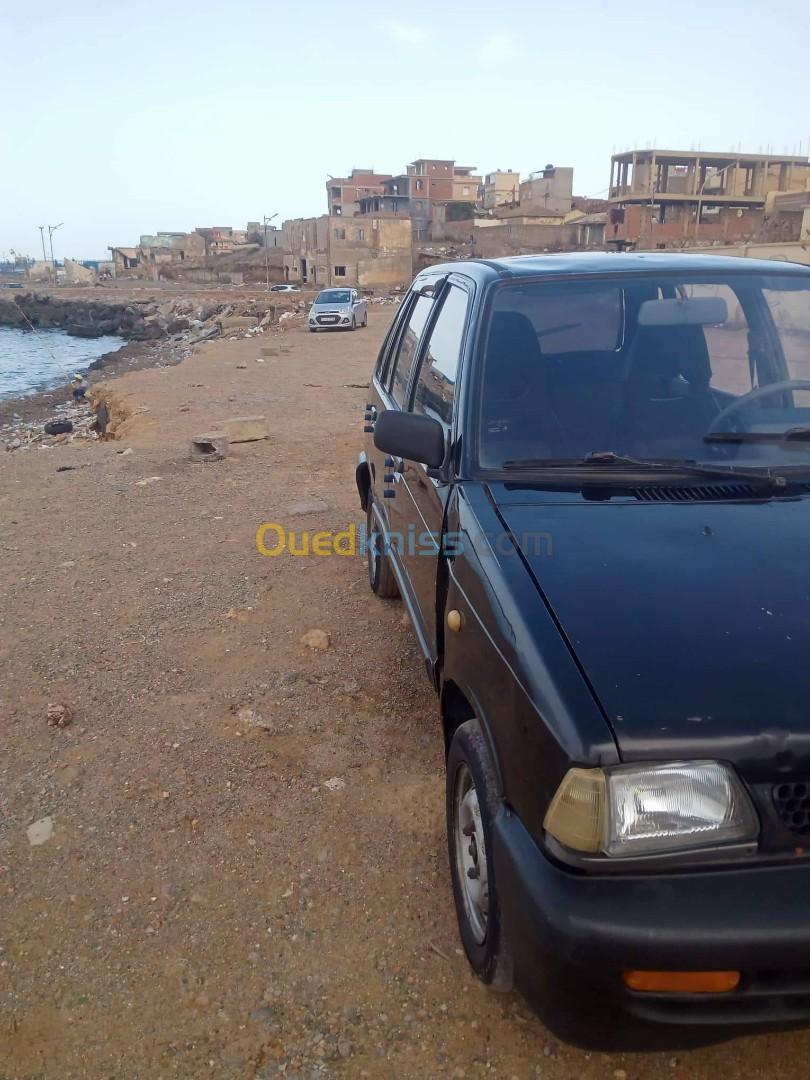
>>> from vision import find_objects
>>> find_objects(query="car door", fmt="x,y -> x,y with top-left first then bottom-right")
365,288 -> 435,613
393,279 -> 472,666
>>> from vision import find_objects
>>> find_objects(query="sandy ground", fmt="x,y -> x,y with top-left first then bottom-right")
1,312 -> 808,1079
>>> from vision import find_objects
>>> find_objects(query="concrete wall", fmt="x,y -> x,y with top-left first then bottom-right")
472,221 -> 578,258
64,258 -> 96,284
684,241 -> 810,267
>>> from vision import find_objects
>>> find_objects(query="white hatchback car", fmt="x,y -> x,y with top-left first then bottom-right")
308,288 -> 368,332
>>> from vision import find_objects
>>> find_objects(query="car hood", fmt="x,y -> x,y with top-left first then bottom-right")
491,485 -> 810,779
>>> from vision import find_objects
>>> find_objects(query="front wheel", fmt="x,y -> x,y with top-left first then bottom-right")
366,500 -> 399,598
350,316 -> 357,331
447,720 -> 513,991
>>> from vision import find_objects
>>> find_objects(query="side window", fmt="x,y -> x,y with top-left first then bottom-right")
388,295 -> 433,406
413,284 -> 469,429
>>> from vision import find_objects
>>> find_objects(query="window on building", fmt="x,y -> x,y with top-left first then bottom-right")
334,227 -> 346,240
356,228 -> 365,241
388,295 -> 433,406
334,265 -> 347,277
462,186 -> 470,196
413,284 -> 469,429
415,179 -> 424,191
331,187 -> 341,199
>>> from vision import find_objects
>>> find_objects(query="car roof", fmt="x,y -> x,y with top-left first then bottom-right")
415,251 -> 810,285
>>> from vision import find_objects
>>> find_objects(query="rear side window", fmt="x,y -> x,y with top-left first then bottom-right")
413,284 -> 468,429
495,282 -> 623,354
388,295 -> 433,406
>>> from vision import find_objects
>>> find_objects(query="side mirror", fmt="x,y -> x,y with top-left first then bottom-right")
373,410 -> 446,469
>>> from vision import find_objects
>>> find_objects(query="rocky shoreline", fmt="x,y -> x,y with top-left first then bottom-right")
0,290 -> 307,448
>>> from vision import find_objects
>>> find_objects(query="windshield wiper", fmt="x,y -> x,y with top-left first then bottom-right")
502,451 -> 789,487
705,428 -> 810,444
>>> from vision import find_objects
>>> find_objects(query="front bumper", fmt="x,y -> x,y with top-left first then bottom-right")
309,310 -> 353,329
494,808 -> 810,1042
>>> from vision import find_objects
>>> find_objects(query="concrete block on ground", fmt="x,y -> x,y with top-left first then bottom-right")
219,415 -> 268,443
191,433 -> 230,462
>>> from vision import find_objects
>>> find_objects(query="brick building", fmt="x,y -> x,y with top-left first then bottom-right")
326,169 -> 392,217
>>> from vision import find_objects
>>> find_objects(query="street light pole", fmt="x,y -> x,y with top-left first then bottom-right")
263,213 -> 278,290
38,226 -> 48,262
47,222 -> 63,283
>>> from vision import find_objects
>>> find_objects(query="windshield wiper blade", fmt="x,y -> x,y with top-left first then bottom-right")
706,428 -> 810,444
502,451 -> 788,487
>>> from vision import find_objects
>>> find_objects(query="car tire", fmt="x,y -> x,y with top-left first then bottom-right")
447,719 -> 514,992
350,316 -> 357,331
362,312 -> 368,327
366,500 -> 399,598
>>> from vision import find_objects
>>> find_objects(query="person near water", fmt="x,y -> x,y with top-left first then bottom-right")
71,373 -> 89,400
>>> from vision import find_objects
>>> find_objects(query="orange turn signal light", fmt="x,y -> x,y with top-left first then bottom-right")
623,970 -> 740,994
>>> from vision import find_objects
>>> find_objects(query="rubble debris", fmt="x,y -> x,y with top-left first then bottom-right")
27,816 -> 54,846
323,777 -> 346,791
47,702 -> 73,728
135,475 -> 163,486
237,706 -> 274,733
300,628 -> 331,651
191,433 -> 229,463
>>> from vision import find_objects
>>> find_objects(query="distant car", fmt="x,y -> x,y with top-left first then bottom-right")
269,284 -> 299,292
309,288 -> 368,332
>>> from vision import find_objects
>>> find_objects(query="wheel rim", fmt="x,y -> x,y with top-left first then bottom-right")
453,762 -> 489,944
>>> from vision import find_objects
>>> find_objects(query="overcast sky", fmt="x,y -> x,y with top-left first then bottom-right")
2,0 -> 809,260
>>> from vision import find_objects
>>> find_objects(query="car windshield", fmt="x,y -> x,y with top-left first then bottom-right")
315,289 -> 351,305
478,271 -> 810,475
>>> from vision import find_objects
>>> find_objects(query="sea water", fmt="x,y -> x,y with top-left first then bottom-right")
0,326 -> 125,400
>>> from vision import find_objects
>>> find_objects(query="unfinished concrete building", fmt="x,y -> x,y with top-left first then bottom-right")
607,148 -> 810,248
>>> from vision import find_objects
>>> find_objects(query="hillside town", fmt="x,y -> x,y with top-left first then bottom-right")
4,146 -> 810,294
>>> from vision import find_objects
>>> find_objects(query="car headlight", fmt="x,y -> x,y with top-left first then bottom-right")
543,762 -> 758,857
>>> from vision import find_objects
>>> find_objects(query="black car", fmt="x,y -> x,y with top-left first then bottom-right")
356,252 -> 810,1046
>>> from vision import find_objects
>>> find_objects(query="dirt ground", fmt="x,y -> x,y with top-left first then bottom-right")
1,311 -> 808,1079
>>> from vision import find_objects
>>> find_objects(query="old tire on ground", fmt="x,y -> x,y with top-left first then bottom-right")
366,500 -> 399,598
447,719 -> 514,991
44,420 -> 74,436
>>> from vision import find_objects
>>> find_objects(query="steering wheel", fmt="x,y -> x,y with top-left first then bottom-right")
707,380 -> 810,434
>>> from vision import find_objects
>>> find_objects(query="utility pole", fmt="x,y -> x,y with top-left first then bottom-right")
47,222 -> 63,283
38,226 -> 48,262
263,213 -> 278,290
